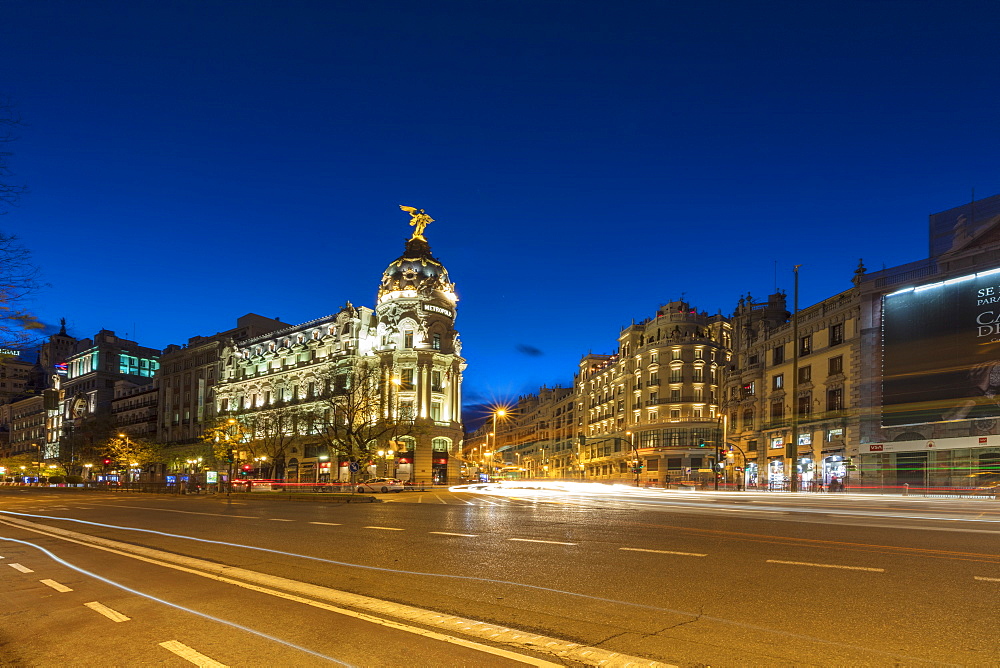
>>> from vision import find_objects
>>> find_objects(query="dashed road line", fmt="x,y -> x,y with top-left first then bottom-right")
84,601 -> 131,622
308,522 -> 342,526
40,579 -> 73,592
429,532 -> 478,537
508,538 -> 577,546
8,562 -> 33,573
158,640 -> 229,667
433,494 -> 448,504
364,526 -> 404,531
268,518 -> 295,522
766,559 -> 884,572
974,575 -> 1000,582
620,547 -> 707,557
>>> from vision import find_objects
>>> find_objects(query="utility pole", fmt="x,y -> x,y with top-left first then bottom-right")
788,265 -> 801,492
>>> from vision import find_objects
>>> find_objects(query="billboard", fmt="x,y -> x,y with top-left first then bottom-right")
882,267 -> 1000,426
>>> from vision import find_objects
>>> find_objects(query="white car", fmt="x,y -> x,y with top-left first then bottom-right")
356,478 -> 404,493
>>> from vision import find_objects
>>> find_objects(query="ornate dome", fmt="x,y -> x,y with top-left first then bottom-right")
377,238 -> 455,302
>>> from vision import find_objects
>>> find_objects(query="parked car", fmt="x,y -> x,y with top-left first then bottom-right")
357,478 -> 404,493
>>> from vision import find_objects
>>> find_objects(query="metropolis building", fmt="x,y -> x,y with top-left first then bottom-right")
214,211 -> 466,485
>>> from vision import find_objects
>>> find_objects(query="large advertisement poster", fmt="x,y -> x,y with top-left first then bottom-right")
883,269 -> 1000,426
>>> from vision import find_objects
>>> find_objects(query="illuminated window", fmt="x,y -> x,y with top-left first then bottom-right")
772,374 -> 783,390
671,349 -> 681,360
401,368 -> 414,390
799,335 -> 812,355
404,330 -> 414,348
431,371 -> 442,392
432,437 -> 450,452
431,401 -> 442,421
827,388 -> 844,412
432,333 -> 441,350
694,349 -> 704,359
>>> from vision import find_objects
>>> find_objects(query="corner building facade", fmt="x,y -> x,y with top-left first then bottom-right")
578,301 -> 731,485
215,232 -> 465,485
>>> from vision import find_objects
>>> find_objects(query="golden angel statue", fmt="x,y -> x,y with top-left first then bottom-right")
399,205 -> 434,241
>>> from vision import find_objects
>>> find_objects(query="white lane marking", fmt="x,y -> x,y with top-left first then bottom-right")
364,526 -> 404,531
268,518 -> 295,522
417,495 -> 424,503
508,538 -> 577,546
766,559 -> 884,572
620,547 -> 707,557
308,522 -> 342,526
0,555 -> 5,558
430,532 -> 478,538
158,640 -> 229,667
434,494 -> 447,504
40,579 -> 73,592
8,563 -> 33,573
85,601 -> 130,622
974,575 -> 1000,582
113,505 -> 256,519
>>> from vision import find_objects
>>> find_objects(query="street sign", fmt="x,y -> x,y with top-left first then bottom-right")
348,461 -> 360,473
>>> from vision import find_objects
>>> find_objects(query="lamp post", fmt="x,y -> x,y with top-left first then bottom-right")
491,408 -> 507,480
225,418 -> 237,495
118,434 -> 132,483
33,442 -> 42,480
626,431 -> 639,487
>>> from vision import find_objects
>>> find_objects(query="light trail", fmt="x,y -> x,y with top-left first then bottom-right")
0,510 -> 961,663
0,535 -> 353,666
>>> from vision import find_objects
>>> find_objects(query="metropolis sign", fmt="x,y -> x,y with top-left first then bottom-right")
882,267 -> 1000,426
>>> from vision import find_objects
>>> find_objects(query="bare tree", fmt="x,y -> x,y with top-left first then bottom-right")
310,359 -> 421,476
0,98 -> 27,215
0,99 -> 43,348
203,409 -> 301,480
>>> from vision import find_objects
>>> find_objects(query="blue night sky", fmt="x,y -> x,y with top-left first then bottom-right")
4,1 -> 1000,416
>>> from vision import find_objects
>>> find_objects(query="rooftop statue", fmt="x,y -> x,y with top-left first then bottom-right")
399,205 -> 434,241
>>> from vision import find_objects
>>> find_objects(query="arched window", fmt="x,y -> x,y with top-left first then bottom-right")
396,436 -> 416,452
432,437 -> 450,452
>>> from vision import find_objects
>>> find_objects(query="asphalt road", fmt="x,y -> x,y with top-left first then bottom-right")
1,485 -> 998,667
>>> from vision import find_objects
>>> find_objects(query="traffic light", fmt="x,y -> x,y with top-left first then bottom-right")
101,458 -> 112,466
241,464 -> 252,474
226,449 -> 236,463
698,440 -> 706,448
578,435 -> 586,446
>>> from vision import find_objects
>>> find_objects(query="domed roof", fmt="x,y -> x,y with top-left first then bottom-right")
377,237 -> 455,301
